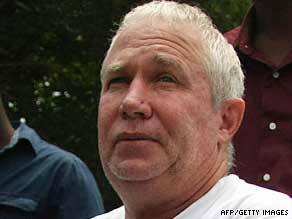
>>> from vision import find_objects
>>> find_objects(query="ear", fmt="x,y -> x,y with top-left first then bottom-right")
217,98 -> 245,146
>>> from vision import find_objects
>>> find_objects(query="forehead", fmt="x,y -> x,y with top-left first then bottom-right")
101,20 -> 205,75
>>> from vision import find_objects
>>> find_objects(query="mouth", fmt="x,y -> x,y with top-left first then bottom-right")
114,132 -> 158,145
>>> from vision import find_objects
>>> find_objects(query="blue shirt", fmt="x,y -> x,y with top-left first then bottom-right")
0,123 -> 104,219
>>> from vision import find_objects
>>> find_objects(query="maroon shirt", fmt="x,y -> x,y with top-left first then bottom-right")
225,5 -> 292,196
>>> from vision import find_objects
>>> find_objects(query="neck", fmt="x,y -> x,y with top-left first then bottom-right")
0,98 -> 14,148
255,1 -> 292,38
114,157 -> 227,219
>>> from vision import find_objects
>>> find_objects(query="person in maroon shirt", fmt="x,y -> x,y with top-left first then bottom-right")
224,0 -> 292,196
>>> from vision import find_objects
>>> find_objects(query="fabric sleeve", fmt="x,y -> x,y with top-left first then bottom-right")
54,156 -> 104,219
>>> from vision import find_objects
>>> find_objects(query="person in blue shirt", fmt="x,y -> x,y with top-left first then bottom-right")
0,93 -> 104,219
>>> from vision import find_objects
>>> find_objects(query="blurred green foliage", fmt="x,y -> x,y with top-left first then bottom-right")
0,0 -> 251,211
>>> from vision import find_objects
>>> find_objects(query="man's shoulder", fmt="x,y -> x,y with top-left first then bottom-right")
239,181 -> 292,207
38,140 -> 98,183
31,130 -> 105,217
91,206 -> 125,219
224,26 -> 241,47
225,184 -> 292,218
177,175 -> 292,219
38,139 -> 82,164
18,124 -> 82,163
19,124 -> 93,177
222,175 -> 292,210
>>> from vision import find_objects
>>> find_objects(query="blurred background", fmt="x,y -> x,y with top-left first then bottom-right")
0,0 -> 251,211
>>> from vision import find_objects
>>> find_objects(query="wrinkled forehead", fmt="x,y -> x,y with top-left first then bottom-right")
101,20 -> 205,76
114,19 -> 203,49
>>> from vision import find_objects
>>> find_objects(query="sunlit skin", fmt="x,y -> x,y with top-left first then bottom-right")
98,20 -> 244,219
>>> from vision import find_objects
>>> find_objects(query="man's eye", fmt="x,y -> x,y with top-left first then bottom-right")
109,77 -> 129,85
157,74 -> 176,83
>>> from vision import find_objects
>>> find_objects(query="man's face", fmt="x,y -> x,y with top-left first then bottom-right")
98,21 -> 225,184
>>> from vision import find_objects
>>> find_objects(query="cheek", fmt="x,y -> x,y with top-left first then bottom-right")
159,100 -> 204,136
163,100 -> 217,152
98,95 -> 120,153
98,95 -> 120,129
155,103 -> 197,162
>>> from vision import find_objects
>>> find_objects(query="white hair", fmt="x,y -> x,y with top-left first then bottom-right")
105,0 -> 245,170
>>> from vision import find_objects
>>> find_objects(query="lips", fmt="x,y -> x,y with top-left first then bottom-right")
114,132 -> 158,146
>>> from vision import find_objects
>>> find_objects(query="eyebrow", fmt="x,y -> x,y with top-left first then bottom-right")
100,54 -> 183,82
101,63 -> 125,83
153,54 -> 183,72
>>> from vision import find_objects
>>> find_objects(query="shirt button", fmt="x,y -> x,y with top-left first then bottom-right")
269,122 -> 277,130
263,173 -> 271,182
272,72 -> 280,79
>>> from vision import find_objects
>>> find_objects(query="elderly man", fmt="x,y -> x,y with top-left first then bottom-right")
225,0 -> 292,196
95,1 -> 292,219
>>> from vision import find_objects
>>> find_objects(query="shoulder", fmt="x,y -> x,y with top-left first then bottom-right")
19,124 -> 85,166
199,175 -> 292,218
34,135 -> 87,169
240,182 -> 291,208
21,124 -> 97,182
224,26 -> 241,47
25,129 -> 98,190
39,138 -> 105,216
38,141 -> 97,185
91,206 -> 125,219
17,125 -> 104,216
224,175 -> 292,210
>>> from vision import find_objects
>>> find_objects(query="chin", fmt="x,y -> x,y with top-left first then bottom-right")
108,159 -> 170,182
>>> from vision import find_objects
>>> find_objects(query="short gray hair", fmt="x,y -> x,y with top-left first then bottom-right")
105,0 -> 244,170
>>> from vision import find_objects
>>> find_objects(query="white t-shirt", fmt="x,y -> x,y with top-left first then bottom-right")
92,174 -> 292,219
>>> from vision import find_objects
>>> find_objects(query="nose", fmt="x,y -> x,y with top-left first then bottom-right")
119,81 -> 152,119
